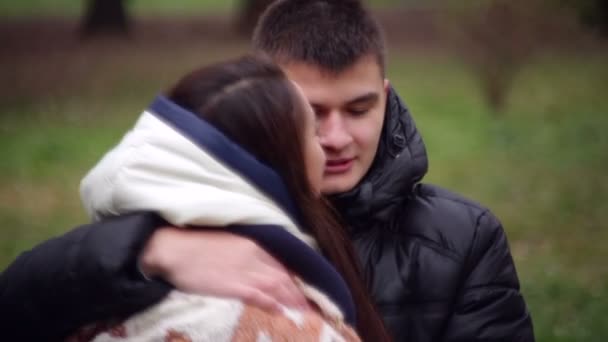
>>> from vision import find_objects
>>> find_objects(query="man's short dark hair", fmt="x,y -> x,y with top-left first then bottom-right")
252,0 -> 386,75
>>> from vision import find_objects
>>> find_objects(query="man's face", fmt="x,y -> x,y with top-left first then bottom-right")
281,55 -> 388,195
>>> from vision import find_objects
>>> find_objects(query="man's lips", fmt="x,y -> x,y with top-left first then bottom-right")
325,158 -> 355,174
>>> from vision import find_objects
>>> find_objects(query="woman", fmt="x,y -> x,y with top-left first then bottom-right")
73,55 -> 390,341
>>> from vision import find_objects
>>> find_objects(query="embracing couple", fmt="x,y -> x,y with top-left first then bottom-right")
1,1 -> 534,341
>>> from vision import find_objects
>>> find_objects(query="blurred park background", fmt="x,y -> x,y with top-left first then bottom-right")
1,0 -> 607,340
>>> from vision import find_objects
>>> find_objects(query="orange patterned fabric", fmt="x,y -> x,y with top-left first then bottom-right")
68,287 -> 360,342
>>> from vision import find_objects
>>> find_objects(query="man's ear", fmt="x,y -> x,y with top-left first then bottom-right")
384,79 -> 390,94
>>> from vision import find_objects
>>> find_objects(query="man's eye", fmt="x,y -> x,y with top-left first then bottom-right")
349,108 -> 369,116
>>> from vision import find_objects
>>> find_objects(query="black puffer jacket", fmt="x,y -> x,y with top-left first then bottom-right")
331,88 -> 534,341
0,90 -> 533,341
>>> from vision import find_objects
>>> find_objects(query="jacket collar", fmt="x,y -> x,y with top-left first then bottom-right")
330,87 -> 429,231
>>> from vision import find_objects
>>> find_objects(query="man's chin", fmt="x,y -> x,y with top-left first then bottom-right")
320,179 -> 357,196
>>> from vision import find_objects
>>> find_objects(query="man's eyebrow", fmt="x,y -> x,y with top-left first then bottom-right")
346,92 -> 379,106
309,92 -> 379,111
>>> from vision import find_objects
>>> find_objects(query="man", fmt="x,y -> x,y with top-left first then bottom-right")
250,1 -> 534,340
0,0 -> 533,340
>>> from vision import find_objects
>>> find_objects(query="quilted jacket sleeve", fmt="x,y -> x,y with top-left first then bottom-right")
0,212 -> 171,341
441,210 -> 535,342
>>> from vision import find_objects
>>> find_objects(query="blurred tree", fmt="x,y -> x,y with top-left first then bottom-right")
582,0 -> 608,36
237,0 -> 275,36
441,0 -> 546,113
81,0 -> 131,38
562,0 -> 608,37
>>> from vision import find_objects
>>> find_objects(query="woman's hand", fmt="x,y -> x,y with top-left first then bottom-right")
139,227 -> 310,312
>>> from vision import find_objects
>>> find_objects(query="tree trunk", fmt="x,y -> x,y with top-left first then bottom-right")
81,0 -> 130,38
580,0 -> 608,37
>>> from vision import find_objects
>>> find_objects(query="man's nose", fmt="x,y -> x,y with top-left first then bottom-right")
318,112 -> 353,151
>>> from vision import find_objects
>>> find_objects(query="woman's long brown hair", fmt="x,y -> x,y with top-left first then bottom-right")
167,55 -> 390,341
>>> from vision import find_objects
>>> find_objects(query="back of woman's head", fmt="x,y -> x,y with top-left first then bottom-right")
168,55 -> 307,195
166,55 -> 390,341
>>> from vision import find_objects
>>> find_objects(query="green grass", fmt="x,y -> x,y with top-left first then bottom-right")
0,0 -> 409,17
1,34 -> 607,341
0,0 -> 235,17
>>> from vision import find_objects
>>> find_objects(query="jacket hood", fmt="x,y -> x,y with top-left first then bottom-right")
80,95 -> 313,245
330,87 -> 428,231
